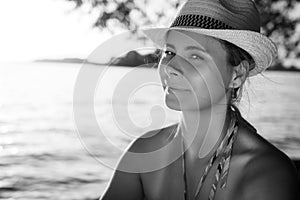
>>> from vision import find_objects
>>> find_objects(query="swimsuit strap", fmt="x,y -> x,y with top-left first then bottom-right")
208,109 -> 239,200
182,106 -> 239,200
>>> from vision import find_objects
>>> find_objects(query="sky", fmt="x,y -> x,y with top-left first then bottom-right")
0,0 -> 112,63
1,0 -> 299,66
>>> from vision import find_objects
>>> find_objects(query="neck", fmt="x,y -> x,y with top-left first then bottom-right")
179,101 -> 232,159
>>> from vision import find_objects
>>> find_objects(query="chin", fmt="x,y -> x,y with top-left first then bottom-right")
164,87 -> 221,111
164,95 -> 204,111
165,94 -> 215,112
165,95 -> 182,111
166,102 -> 184,111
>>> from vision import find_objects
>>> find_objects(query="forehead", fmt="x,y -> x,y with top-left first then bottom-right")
165,30 -> 224,54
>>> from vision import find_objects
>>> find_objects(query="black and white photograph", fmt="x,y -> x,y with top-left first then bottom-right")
1,0 -> 300,199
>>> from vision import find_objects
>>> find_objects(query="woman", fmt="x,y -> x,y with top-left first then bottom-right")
100,0 -> 300,199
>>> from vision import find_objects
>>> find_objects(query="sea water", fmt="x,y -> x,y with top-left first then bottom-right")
0,62 -> 299,200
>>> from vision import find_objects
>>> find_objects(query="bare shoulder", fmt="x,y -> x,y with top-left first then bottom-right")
233,114 -> 300,200
128,123 -> 179,153
100,124 -> 178,200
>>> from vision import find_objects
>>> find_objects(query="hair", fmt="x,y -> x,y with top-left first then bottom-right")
218,39 -> 256,106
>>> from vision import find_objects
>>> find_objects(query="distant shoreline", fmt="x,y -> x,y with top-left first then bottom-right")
34,58 -> 107,66
34,58 -> 157,68
34,58 -> 300,72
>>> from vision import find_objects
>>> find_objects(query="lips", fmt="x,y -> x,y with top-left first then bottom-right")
163,85 -> 190,91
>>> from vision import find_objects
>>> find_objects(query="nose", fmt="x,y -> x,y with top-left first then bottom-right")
164,64 -> 183,78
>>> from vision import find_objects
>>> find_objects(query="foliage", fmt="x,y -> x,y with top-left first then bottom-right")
64,0 -> 299,65
254,0 -> 300,63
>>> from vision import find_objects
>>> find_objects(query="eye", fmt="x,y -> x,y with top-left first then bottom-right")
163,50 -> 176,57
190,54 -> 203,60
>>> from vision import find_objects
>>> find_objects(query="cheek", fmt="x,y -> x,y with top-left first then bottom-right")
189,62 -> 229,103
204,54 -> 232,88
158,62 -> 167,85
158,57 -> 171,80
210,53 -> 233,87
222,65 -> 233,86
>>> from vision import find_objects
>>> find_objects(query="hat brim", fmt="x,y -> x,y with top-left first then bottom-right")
141,27 -> 277,77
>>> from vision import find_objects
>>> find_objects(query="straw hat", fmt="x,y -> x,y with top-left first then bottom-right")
141,0 -> 277,77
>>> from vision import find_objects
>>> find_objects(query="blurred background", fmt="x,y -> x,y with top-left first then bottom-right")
0,0 -> 299,199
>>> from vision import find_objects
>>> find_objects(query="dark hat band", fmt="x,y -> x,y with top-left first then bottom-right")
170,14 -> 233,30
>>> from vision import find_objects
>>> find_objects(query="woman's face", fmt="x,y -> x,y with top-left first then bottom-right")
158,30 -> 233,111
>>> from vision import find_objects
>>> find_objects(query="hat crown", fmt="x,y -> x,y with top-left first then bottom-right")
171,0 -> 261,32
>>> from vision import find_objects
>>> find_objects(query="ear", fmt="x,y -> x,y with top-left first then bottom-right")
228,60 -> 249,88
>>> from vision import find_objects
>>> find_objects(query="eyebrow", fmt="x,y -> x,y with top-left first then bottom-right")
165,43 -> 176,49
165,43 -> 207,53
185,45 -> 207,53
